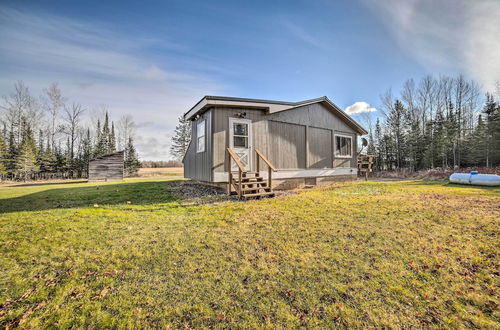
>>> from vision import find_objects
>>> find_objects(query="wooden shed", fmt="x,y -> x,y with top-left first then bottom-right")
88,151 -> 125,182
182,96 -> 367,198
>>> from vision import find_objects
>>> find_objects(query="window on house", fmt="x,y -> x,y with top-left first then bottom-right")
196,119 -> 206,153
335,135 -> 352,157
232,123 -> 248,148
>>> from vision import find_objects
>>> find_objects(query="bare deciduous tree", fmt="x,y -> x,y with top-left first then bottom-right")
42,83 -> 65,149
116,115 -> 136,151
63,103 -> 85,160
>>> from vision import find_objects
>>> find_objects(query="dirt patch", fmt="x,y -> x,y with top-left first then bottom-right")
166,181 -> 294,204
166,181 -> 234,204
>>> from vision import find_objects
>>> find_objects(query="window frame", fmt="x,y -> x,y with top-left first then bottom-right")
232,122 -> 249,148
196,119 -> 206,153
334,134 -> 353,158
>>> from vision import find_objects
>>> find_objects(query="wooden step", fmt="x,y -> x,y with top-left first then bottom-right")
233,180 -> 267,186
243,191 -> 275,198
241,186 -> 271,192
241,171 -> 260,175
233,177 -> 264,183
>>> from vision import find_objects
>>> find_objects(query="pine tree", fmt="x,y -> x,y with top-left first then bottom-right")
387,100 -> 407,169
483,93 -> 496,166
94,119 -> 106,157
15,118 -> 38,181
472,115 -> 488,166
109,122 -> 116,152
81,128 -> 92,177
0,134 -> 8,178
7,125 -> 17,174
170,116 -> 191,160
124,137 -> 140,176
374,119 -> 383,170
65,136 -> 73,176
54,143 -> 66,175
102,112 -> 111,153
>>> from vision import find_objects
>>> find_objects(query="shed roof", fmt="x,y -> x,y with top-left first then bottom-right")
184,95 -> 367,135
90,150 -> 124,161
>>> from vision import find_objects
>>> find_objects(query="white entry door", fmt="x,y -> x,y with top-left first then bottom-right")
229,117 -> 252,172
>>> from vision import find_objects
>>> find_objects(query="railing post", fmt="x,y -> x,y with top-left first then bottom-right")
268,167 -> 272,190
238,168 -> 242,199
228,154 -> 232,195
256,151 -> 260,176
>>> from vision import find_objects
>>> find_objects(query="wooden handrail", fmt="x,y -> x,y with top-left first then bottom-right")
255,148 -> 277,171
227,148 -> 246,172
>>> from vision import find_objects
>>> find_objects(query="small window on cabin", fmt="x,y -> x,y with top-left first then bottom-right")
335,135 -> 352,158
232,123 -> 248,148
196,119 -> 206,153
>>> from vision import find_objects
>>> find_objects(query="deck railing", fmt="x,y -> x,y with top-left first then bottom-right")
254,148 -> 277,189
227,148 -> 277,198
227,148 -> 246,198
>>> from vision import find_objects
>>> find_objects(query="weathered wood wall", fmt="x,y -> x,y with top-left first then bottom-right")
88,151 -> 124,182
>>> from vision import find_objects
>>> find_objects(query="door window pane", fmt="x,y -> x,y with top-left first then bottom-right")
233,136 -> 248,148
233,123 -> 248,136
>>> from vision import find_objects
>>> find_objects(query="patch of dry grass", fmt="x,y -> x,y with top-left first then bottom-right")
137,167 -> 183,177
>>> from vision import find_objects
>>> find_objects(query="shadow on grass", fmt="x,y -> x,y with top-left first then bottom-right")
0,180 -> 182,213
2,180 -> 88,188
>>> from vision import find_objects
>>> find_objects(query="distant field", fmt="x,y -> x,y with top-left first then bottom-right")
137,167 -> 183,177
0,179 -> 498,328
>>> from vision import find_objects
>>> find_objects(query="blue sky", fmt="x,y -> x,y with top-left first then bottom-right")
1,0 -> 499,159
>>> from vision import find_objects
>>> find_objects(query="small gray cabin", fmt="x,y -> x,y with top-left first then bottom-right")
183,96 -> 367,196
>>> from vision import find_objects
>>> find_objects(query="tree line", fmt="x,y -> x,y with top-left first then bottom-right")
0,81 -> 141,181
366,75 -> 500,172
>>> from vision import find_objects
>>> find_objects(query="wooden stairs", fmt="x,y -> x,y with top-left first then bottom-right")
227,148 -> 277,199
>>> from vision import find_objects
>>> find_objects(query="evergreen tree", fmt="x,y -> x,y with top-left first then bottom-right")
81,128 -> 92,177
170,116 -> 191,160
7,126 -> 17,174
386,100 -> 407,169
15,118 -> 38,181
0,134 -> 8,178
54,143 -> 66,175
94,119 -> 106,157
109,122 -> 116,152
124,137 -> 141,176
374,119 -> 383,170
102,112 -> 111,153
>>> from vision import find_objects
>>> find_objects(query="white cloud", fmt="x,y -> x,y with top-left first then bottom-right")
344,101 -> 377,114
0,7 -> 225,160
362,0 -> 500,91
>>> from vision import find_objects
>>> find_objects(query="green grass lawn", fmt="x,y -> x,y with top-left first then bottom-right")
0,179 -> 498,328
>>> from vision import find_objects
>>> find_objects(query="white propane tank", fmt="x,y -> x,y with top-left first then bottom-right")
449,171 -> 500,186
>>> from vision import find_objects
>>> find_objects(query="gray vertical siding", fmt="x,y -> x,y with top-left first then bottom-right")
183,109 -> 213,181
268,120 -> 306,169
307,126 -> 332,168
209,102 -> 359,178
212,107 -> 268,172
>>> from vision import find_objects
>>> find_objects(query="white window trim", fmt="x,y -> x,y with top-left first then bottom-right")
228,117 -> 253,170
196,119 -> 206,153
334,134 -> 353,158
